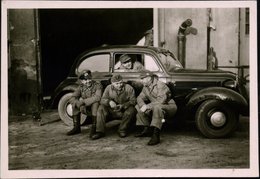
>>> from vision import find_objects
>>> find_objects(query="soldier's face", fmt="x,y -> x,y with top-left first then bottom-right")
142,76 -> 153,86
112,80 -> 124,90
122,61 -> 132,69
81,79 -> 92,87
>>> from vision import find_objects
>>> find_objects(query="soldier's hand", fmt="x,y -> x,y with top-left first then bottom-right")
109,100 -> 117,109
114,104 -> 123,111
76,100 -> 84,108
140,104 -> 148,112
80,106 -> 86,114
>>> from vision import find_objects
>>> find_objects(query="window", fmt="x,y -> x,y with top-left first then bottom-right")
158,52 -> 183,71
144,54 -> 160,71
114,53 -> 144,72
77,54 -> 110,73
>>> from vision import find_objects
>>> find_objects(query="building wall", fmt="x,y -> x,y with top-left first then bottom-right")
157,8 -> 208,69
8,9 -> 39,115
210,8 -> 239,74
157,8 -> 249,75
239,8 -> 249,76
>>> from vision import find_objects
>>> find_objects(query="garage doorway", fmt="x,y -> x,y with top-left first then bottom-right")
39,9 -> 153,99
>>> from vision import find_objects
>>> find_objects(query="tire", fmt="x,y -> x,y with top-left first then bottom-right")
195,99 -> 238,138
58,93 -> 87,126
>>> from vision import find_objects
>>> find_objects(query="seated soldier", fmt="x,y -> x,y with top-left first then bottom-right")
117,54 -> 144,71
91,74 -> 137,140
135,70 -> 177,146
67,70 -> 103,138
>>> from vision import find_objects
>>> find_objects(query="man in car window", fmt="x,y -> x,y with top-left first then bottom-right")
91,74 -> 137,140
118,54 -> 144,71
67,70 -> 103,138
135,70 -> 177,145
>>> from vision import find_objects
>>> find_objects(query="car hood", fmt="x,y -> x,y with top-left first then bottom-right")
170,68 -> 236,74
167,68 -> 237,79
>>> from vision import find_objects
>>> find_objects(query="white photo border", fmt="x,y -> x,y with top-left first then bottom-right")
1,0 -> 258,178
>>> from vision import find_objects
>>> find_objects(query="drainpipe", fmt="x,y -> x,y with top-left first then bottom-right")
207,8 -> 217,70
177,19 -> 197,68
33,9 -> 42,119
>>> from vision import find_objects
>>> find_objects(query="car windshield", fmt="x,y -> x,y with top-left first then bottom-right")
158,52 -> 183,72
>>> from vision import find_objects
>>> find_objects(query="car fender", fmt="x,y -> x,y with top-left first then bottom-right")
186,87 -> 249,115
51,84 -> 78,108
62,85 -> 78,92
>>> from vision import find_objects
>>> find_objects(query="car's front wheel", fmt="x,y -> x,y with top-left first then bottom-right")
58,93 -> 87,126
195,99 -> 238,138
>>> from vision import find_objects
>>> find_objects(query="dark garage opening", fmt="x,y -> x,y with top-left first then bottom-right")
39,9 -> 153,99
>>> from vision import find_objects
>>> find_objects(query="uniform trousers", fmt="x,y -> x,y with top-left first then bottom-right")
96,105 -> 136,133
136,103 -> 177,130
71,101 -> 99,116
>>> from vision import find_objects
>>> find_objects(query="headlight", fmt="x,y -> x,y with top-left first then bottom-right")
223,79 -> 237,88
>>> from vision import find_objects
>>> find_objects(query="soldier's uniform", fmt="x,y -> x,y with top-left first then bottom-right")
118,54 -> 144,71
92,74 -> 136,139
135,70 -> 177,145
67,70 -> 103,137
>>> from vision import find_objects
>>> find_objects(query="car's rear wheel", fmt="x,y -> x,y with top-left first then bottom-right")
58,93 -> 87,126
195,99 -> 238,138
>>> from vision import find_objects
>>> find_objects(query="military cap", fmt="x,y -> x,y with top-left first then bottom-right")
139,70 -> 155,79
119,54 -> 131,63
78,69 -> 92,80
111,74 -> 123,83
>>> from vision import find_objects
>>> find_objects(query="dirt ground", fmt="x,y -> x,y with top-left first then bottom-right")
8,110 -> 249,171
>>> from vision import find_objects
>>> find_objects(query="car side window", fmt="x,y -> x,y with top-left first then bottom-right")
114,53 -> 144,72
78,54 -> 110,73
144,54 -> 160,71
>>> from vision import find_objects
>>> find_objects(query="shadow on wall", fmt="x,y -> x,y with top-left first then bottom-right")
8,59 -> 38,115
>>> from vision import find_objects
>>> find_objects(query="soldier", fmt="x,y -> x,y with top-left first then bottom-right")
118,54 -> 144,71
135,70 -> 177,145
91,74 -> 137,140
67,70 -> 103,138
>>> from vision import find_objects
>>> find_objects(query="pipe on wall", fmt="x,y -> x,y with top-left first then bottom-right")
33,9 -> 43,116
177,19 -> 197,68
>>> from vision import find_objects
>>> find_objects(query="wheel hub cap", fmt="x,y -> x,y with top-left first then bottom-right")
66,103 -> 73,117
210,111 -> 226,127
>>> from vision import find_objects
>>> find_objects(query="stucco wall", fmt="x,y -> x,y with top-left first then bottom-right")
239,8 -> 249,76
158,8 -> 208,69
157,8 -> 249,74
210,8 -> 239,74
8,9 -> 39,115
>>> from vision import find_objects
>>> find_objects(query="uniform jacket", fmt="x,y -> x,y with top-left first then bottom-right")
118,61 -> 144,71
137,77 -> 175,108
101,83 -> 136,109
70,81 -> 103,106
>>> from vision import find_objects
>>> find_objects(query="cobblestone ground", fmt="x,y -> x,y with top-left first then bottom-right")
7,110 -> 249,172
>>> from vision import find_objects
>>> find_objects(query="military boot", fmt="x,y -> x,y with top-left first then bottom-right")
135,126 -> 151,137
67,115 -> 81,135
91,132 -> 105,140
89,116 -> 97,138
147,127 -> 160,145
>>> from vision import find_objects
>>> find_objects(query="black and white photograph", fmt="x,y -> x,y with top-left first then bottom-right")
1,0 -> 258,178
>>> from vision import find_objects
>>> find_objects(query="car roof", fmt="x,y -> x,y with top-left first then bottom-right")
78,45 -> 171,57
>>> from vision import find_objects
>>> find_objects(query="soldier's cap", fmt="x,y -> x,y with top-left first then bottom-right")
139,70 -> 155,79
111,74 -> 123,83
119,54 -> 132,63
78,69 -> 92,80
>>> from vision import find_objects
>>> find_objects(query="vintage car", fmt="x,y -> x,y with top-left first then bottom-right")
51,45 -> 249,138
